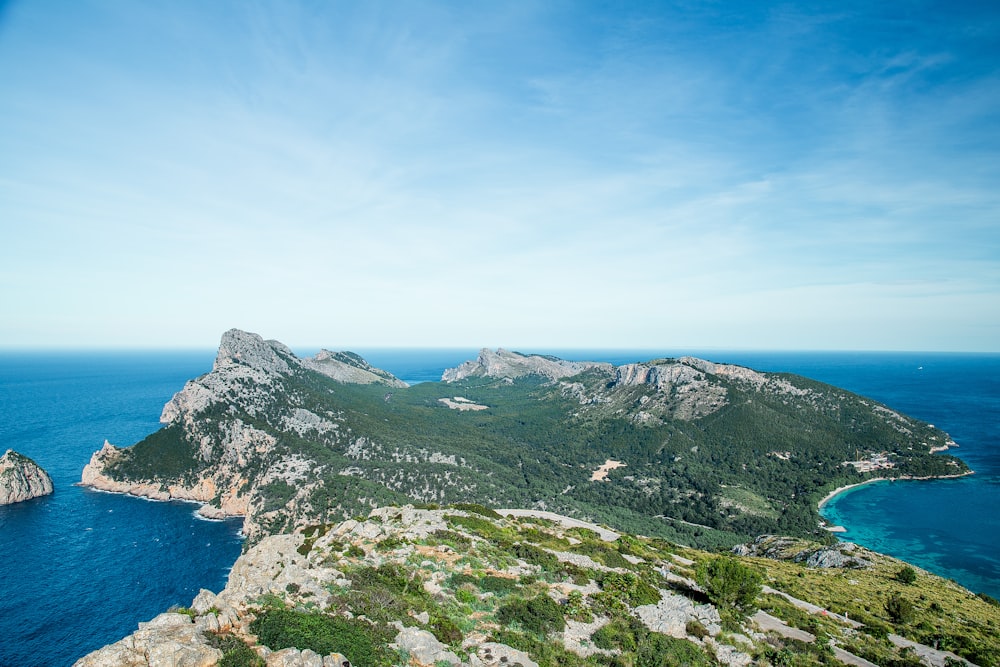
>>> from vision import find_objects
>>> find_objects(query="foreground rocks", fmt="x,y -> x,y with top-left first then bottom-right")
73,506 -> 751,667
0,449 -> 53,505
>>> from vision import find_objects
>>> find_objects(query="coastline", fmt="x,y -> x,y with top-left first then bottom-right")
818,470 -> 976,511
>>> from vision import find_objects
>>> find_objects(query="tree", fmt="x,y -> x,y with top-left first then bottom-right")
695,557 -> 762,615
886,594 -> 915,624
896,565 -> 917,585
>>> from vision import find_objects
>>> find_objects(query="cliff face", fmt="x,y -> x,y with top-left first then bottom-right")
441,348 -> 612,382
81,329 -> 408,540
0,449 -> 53,505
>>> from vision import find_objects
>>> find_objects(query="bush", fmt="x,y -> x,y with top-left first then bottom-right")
896,566 -> 917,585
886,594 -> 915,624
694,557 -> 762,615
496,595 -> 566,636
250,609 -> 392,667
431,615 -> 463,645
204,632 -> 264,667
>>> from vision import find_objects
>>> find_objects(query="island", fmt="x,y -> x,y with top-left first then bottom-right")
0,449 -> 53,505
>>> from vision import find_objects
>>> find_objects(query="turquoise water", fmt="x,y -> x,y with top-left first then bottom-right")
2,349 -> 996,665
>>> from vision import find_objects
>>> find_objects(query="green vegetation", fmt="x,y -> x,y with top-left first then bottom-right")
203,632 -> 265,667
250,609 -> 394,667
187,504 -> 1000,667
695,556 -> 763,616
496,595 -> 565,636
108,347 -> 968,550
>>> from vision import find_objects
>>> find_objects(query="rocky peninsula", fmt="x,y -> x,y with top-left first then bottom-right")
0,449 -> 53,505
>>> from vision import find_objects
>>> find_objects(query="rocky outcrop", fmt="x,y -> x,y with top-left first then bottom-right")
442,348 -> 611,382
73,613 -> 223,667
0,449 -> 53,505
302,350 -> 407,387
732,535 -> 874,569
80,440 -> 250,522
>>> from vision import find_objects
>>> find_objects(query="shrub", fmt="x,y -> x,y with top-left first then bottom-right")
638,632 -> 713,667
694,557 -> 762,615
250,609 -> 392,667
685,619 -> 709,639
896,566 -> 917,585
204,632 -> 265,667
886,594 -> 915,624
496,595 -> 566,636
431,615 -> 463,645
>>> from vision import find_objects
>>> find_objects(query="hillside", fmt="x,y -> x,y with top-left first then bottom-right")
75,505 -> 1000,667
80,329 -> 968,548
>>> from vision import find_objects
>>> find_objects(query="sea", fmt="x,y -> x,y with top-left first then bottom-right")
1,349 -> 997,666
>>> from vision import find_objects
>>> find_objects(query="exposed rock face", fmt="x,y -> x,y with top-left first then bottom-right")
442,348 -> 611,382
80,329 -> 407,541
634,589 -> 723,638
0,449 -> 54,505
302,350 -> 408,387
73,613 -> 223,667
732,535 -> 874,569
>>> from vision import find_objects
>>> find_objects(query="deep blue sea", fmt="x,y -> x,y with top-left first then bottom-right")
1,349 -> 997,665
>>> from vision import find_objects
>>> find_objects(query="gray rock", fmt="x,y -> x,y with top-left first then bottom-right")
634,590 -> 721,638
471,642 -> 539,667
0,449 -> 53,505
395,627 -> 462,666
266,647 -> 325,667
442,349 -> 611,382
73,613 -> 222,667
302,350 -> 408,387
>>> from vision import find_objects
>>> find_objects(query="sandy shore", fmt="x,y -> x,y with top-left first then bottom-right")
817,478 -> 889,510
818,470 -> 976,511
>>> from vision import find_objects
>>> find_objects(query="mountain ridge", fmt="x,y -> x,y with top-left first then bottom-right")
80,329 -> 968,547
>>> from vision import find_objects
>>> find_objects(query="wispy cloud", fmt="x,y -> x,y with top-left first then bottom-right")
1,1 -> 998,350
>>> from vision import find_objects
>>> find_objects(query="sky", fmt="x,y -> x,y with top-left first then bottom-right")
1,1 -> 999,351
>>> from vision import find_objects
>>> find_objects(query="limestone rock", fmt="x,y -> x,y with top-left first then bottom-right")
471,642 -> 539,667
732,535 -> 873,569
395,627 -> 462,666
221,534 -> 339,610
302,350 -> 407,387
73,613 -> 222,667
442,348 -> 611,382
634,589 -> 722,638
0,449 -> 54,505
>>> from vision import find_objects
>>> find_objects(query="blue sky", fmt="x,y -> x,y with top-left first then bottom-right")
1,1 -> 998,351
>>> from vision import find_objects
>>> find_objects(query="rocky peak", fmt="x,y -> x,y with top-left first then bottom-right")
302,350 -> 408,387
443,348 -> 611,382
0,449 -> 54,505
214,328 -> 294,375
614,360 -> 706,389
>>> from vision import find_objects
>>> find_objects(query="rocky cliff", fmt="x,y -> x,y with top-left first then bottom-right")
81,329 -> 409,539
442,348 -> 612,382
73,505 -> 996,667
0,449 -> 53,505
